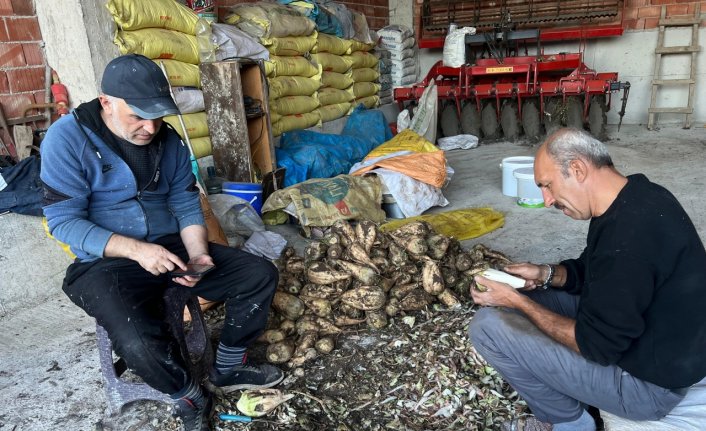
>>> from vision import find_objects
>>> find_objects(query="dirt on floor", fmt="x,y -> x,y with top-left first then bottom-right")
2,124 -> 704,431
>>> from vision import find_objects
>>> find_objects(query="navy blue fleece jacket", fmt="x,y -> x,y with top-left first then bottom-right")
40,100 -> 204,262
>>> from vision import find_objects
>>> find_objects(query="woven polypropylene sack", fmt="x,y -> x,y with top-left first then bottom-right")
268,75 -> 321,98
317,102 -> 352,122
108,0 -> 200,34
116,29 -> 199,64
154,59 -> 200,88
163,112 -> 209,139
351,67 -> 379,83
311,53 -> 353,73
322,71 -> 354,90
317,87 -> 354,105
269,95 -> 320,116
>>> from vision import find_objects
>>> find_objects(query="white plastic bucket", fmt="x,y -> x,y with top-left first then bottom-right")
500,156 -> 534,197
513,167 -> 544,208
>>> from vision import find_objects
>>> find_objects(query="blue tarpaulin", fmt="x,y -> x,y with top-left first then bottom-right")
276,105 -> 392,187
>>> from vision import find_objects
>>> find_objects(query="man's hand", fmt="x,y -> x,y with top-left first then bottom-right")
472,274 -> 580,353
171,253 -> 215,287
134,242 -> 188,275
503,262 -> 547,290
104,234 -> 186,275
470,276 -> 523,308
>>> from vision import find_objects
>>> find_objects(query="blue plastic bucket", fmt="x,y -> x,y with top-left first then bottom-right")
222,182 -> 264,215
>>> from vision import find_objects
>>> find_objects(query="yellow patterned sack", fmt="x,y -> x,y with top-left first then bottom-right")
261,175 -> 386,237
317,102 -> 352,122
115,29 -> 199,64
154,59 -> 200,88
190,136 -> 212,159
310,53 -> 353,73
261,32 -> 318,56
352,82 -> 380,98
353,95 -> 379,109
350,39 -> 376,52
366,129 -> 437,159
351,67 -> 379,82
268,75 -> 321,98
224,2 -> 315,39
380,208 -> 505,241
271,111 -> 321,136
269,95 -> 320,116
317,87 -> 354,105
322,70 -> 353,90
164,112 -> 209,139
313,33 -> 352,55
264,60 -> 276,77
267,55 -> 319,77
346,51 -> 378,69
107,0 -> 199,34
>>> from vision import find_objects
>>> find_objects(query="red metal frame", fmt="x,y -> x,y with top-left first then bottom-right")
418,24 -> 624,49
394,51 -> 622,122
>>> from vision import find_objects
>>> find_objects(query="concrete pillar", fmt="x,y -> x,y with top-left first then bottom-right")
0,0 -> 118,317
389,0 -> 413,29
34,0 -> 118,106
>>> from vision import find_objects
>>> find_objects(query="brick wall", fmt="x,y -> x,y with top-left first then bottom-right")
217,0 -> 389,31
0,0 -> 48,155
338,0 -> 389,31
623,1 -> 706,30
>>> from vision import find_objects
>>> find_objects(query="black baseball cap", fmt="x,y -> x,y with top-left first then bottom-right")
101,54 -> 180,119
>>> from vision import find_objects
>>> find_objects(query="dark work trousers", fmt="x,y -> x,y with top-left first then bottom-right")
62,233 -> 278,396
468,289 -> 685,424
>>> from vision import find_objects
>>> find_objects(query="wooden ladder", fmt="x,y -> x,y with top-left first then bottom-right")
647,4 -> 702,130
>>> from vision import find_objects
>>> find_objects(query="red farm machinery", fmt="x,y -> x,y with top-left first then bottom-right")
394,0 -> 631,141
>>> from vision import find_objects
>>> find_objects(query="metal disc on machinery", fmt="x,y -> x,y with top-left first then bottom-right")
500,101 -> 521,141
589,95 -> 608,140
521,99 -> 542,141
544,97 -> 563,136
460,102 -> 482,138
565,96 -> 584,129
481,102 -> 500,139
440,103 -> 462,137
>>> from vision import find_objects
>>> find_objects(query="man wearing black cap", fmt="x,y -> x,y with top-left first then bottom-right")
40,54 -> 283,430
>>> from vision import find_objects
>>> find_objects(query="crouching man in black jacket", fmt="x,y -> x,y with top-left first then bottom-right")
469,128 -> 706,431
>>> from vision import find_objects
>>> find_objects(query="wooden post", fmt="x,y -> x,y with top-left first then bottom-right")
200,61 -> 252,182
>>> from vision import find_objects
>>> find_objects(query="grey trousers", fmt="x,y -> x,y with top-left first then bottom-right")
468,289 -> 685,424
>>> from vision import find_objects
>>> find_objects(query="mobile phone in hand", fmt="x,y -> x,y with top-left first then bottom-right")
171,263 -> 215,277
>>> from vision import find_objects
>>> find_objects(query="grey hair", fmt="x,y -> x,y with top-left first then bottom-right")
544,128 -> 613,177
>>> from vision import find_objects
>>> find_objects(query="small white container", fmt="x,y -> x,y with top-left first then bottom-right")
513,167 -> 544,208
500,156 -> 534,197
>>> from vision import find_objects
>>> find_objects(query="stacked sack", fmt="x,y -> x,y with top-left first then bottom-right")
377,24 -> 418,87
347,36 -> 380,109
108,0 -> 213,159
375,46 -> 393,105
225,3 -> 321,137
311,33 -> 354,123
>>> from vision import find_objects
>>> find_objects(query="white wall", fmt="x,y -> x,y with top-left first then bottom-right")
390,2 -> 706,127
35,0 -> 118,106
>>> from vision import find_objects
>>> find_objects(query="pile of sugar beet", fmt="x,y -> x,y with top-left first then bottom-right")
263,219 -> 512,369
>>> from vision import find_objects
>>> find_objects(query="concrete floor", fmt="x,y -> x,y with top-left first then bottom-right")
1,124 -> 705,430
